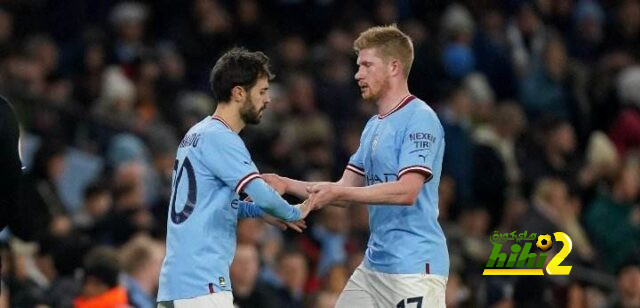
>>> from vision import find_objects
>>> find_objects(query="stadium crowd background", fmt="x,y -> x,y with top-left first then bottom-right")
1,0 -> 640,307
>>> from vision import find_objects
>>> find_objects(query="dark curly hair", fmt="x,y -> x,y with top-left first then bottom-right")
209,47 -> 274,110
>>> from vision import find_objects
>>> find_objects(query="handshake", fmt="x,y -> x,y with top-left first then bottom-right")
260,173 -> 345,233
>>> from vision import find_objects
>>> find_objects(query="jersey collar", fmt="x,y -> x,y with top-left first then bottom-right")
378,94 -> 416,119
211,115 -> 232,130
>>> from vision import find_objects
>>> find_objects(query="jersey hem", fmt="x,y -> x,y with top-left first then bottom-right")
346,164 -> 365,176
398,165 -> 433,182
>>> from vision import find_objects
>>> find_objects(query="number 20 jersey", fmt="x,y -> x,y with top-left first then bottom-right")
157,116 -> 260,301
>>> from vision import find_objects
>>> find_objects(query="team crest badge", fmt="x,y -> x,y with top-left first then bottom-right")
371,133 -> 380,153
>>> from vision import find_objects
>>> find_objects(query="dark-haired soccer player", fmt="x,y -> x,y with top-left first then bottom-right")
157,48 -> 312,307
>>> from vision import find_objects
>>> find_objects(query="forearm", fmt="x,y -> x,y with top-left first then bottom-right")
245,179 -> 301,221
282,177 -> 329,199
335,181 -> 417,205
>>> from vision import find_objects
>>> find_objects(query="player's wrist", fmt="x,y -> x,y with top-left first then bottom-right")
280,176 -> 293,192
334,185 -> 347,200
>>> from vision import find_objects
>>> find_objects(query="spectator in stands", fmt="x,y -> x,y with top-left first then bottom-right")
109,1 -> 149,66
73,246 -> 128,308
472,102 -> 526,226
611,257 -> 640,308
441,87 -> 474,209
584,158 -> 640,273
312,207 -> 348,277
440,4 -> 476,81
73,181 -> 113,231
520,116 -> 580,196
603,0 -> 640,59
609,66 -> 640,158
119,235 -> 164,308
519,36 -> 576,122
567,0 -> 605,63
270,250 -> 308,308
91,66 -> 138,131
507,3 -> 548,76
231,244 -> 283,308
21,141 -> 71,241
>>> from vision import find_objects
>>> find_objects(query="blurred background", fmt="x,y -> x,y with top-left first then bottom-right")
1,0 -> 640,307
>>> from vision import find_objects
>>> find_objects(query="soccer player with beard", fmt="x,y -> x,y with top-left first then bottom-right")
157,48 -> 312,308
264,25 -> 449,307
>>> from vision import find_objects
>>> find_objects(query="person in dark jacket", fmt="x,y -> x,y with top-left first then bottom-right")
0,95 -> 22,235
20,140 -> 70,241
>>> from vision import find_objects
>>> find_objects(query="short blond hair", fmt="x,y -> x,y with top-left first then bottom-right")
354,24 -> 414,78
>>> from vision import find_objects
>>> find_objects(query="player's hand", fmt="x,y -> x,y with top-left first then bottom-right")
262,173 -> 287,195
307,183 -> 341,210
294,199 -> 315,219
262,213 -> 307,233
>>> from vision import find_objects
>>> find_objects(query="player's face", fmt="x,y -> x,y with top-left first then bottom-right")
240,76 -> 270,125
355,48 -> 391,102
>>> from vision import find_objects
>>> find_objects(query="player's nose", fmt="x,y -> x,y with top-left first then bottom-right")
354,68 -> 363,81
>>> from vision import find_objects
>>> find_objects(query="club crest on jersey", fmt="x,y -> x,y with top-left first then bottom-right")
371,133 -> 380,153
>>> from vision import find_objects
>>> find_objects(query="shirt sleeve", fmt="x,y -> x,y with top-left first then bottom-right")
346,145 -> 365,176
397,111 -> 443,182
244,179 -> 301,221
198,131 -> 261,194
237,200 -> 264,219
346,117 -> 374,177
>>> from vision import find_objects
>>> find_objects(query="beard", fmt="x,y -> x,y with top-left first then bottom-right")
361,77 -> 390,102
240,96 -> 263,125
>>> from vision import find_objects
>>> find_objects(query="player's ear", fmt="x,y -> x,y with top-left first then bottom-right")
230,85 -> 246,103
390,59 -> 401,77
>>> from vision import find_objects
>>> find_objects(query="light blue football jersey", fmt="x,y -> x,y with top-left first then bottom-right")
157,116 -> 263,301
346,95 -> 449,276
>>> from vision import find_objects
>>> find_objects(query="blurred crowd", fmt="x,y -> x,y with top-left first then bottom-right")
1,0 -> 640,307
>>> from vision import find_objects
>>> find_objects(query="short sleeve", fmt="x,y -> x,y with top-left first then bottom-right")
199,131 -> 261,194
346,145 -> 365,176
346,117 -> 375,177
397,111 -> 443,182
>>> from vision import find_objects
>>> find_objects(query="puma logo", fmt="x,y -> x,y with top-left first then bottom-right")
418,154 -> 427,162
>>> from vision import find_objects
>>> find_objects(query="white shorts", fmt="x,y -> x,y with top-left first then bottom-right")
336,264 -> 447,308
157,291 -> 234,308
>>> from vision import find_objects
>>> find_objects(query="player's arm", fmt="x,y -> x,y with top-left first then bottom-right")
309,110 -> 441,208
237,200 -> 265,218
262,169 -> 364,207
308,172 -> 426,207
262,148 -> 366,200
243,178 -> 312,222
201,132 -> 311,222
236,200 -> 307,232
261,174 -> 325,199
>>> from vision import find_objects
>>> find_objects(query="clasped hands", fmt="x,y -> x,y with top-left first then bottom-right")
260,174 -> 343,233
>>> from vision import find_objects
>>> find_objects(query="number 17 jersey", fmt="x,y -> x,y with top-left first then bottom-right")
158,116 -> 261,301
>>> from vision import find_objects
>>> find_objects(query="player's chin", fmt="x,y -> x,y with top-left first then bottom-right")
247,115 -> 262,125
360,93 -> 373,101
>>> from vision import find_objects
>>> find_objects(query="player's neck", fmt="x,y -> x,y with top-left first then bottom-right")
213,106 -> 245,133
376,83 -> 411,116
